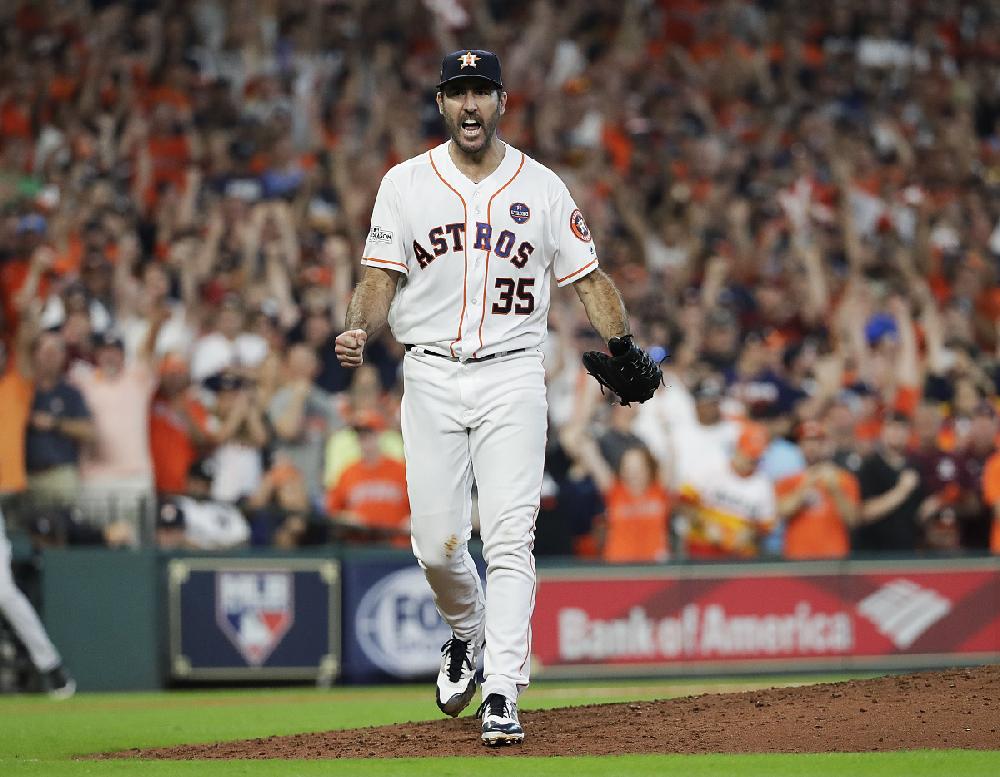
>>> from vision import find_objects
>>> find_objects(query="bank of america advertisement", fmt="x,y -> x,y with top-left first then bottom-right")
530,560 -> 999,677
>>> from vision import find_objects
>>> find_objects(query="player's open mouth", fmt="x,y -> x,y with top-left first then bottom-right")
461,119 -> 482,139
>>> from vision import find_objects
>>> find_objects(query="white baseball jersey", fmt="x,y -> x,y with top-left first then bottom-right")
361,141 -> 599,359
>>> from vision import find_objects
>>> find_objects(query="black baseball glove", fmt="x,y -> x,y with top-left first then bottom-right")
582,335 -> 663,406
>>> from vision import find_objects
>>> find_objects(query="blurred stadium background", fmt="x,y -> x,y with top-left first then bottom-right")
0,0 -> 998,694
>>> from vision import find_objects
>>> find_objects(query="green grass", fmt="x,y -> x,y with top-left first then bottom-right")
3,753 -> 999,777
0,677 -> 997,776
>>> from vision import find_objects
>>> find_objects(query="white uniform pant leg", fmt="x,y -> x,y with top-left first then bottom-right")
468,353 -> 546,701
402,354 -> 485,644
0,510 -> 61,672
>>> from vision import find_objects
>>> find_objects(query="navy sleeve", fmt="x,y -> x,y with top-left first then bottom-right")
62,385 -> 92,419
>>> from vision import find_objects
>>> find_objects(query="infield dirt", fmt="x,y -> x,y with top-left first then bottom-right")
109,665 -> 999,759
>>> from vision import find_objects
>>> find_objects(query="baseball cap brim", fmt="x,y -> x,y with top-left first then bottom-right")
437,73 -> 503,89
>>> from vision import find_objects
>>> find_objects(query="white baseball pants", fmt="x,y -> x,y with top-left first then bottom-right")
0,507 -> 61,672
401,349 -> 546,702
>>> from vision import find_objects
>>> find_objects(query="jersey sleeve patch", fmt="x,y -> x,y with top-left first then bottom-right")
569,208 -> 592,243
369,226 -> 394,244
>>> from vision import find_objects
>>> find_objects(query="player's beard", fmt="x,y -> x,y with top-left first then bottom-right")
445,109 -> 500,157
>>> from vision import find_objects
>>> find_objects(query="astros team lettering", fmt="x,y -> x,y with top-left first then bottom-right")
413,222 -> 535,270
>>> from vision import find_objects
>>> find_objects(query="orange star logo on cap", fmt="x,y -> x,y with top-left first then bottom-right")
458,51 -> 480,68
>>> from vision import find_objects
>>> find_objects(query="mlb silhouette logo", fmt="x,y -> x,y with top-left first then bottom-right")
217,571 -> 294,666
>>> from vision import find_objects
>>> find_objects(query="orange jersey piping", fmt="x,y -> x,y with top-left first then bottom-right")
429,150 -> 469,357
556,257 -> 598,284
475,151 -> 526,357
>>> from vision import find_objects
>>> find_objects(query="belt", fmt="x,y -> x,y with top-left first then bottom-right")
404,345 -> 527,363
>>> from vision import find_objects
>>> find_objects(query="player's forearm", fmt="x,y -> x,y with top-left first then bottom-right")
573,269 -> 630,343
345,267 -> 397,337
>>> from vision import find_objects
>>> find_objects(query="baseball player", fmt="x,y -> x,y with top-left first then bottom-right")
335,49 -> 659,745
0,505 -> 75,698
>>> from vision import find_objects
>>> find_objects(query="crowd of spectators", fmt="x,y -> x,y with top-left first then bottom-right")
1,0 -> 1000,561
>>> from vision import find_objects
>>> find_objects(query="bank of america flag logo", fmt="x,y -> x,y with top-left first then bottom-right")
217,571 -> 294,666
856,579 -> 951,649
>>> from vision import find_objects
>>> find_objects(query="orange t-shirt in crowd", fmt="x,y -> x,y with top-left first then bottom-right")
149,394 -> 209,494
980,452 -> 1000,554
601,481 -> 671,563
0,366 -> 33,494
144,133 -> 191,207
894,385 -> 920,416
776,469 -> 859,559
327,457 -> 409,545
52,234 -> 83,276
0,99 -> 31,139
1,259 -> 52,336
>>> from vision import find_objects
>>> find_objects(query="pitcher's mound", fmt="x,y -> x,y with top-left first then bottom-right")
109,666 -> 999,759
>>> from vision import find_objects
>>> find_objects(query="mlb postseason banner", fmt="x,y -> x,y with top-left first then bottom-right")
530,559 -> 1000,678
340,556 -> 484,683
168,557 -> 340,682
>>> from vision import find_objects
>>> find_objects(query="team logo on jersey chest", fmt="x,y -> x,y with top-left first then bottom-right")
509,202 -> 530,224
413,222 -> 535,270
570,209 -> 592,242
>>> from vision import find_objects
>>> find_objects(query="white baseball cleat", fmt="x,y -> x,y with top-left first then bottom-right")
435,636 -> 479,717
477,693 -> 525,746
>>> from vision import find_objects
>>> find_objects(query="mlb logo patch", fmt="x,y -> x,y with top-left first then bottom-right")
509,202 -> 530,224
216,571 -> 294,666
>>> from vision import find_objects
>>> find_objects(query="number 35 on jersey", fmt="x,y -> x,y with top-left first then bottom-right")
361,142 -> 599,359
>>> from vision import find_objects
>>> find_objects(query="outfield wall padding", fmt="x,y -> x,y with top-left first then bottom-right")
530,557 -> 1000,678
41,548 -> 162,692
34,549 -> 1000,690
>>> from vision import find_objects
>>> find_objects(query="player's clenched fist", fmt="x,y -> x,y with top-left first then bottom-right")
335,329 -> 367,367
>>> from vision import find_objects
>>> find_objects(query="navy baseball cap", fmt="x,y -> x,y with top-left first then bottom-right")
437,49 -> 503,90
